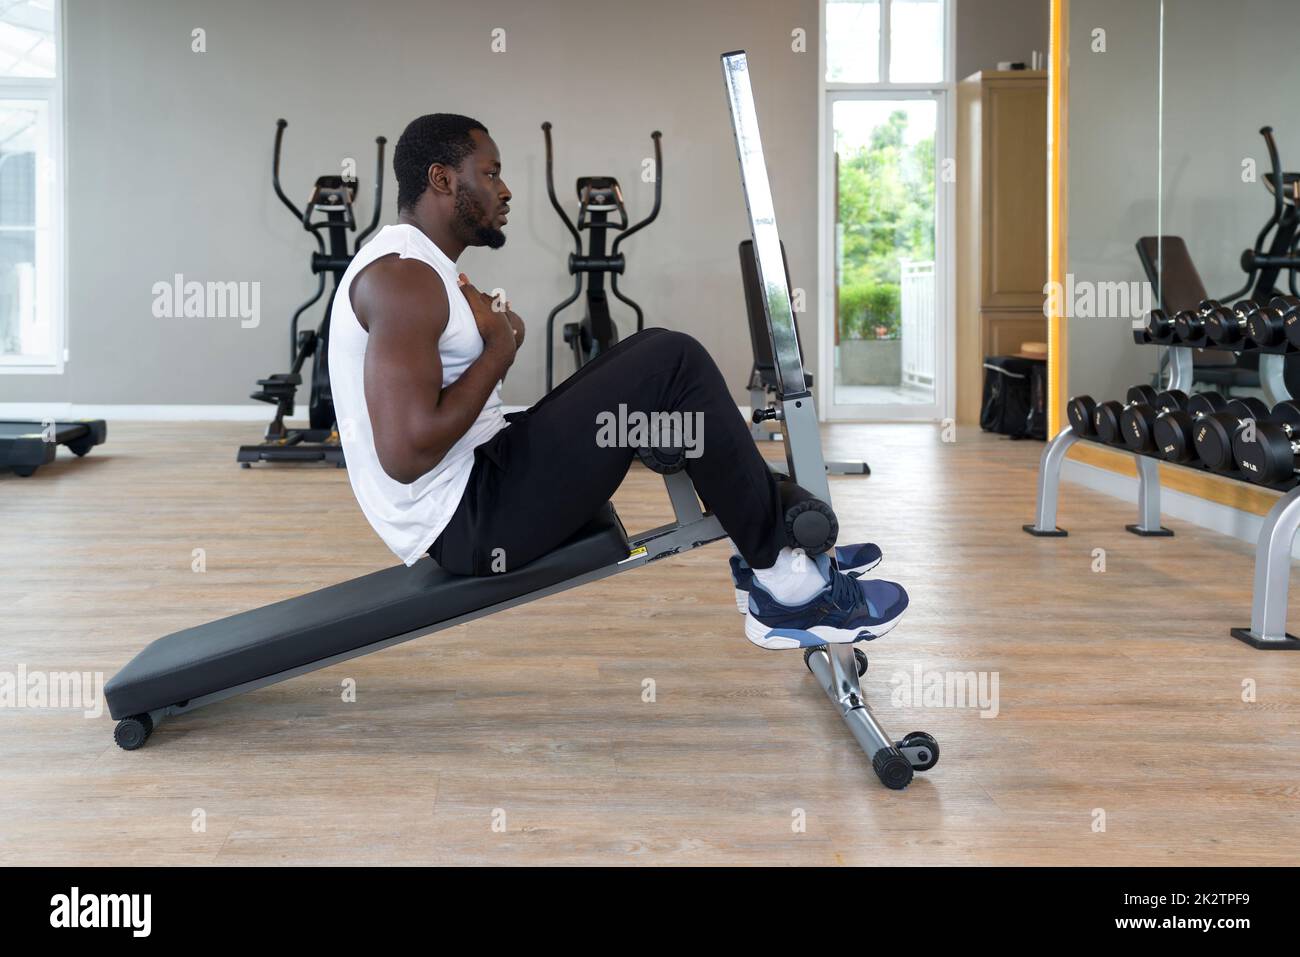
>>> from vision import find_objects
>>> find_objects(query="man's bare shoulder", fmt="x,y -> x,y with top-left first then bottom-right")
350,254 -> 448,331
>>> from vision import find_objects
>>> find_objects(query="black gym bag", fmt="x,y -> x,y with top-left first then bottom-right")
980,356 -> 1047,440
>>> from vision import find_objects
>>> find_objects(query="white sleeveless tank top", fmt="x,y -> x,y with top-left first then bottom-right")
329,223 -> 506,565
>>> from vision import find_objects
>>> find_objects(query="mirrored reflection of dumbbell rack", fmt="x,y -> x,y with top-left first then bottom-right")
1132,297 -> 1300,406
1024,297 -> 1300,650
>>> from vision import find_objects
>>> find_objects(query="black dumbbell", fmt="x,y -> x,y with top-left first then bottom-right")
1120,389 -> 1188,451
1205,300 -> 1260,346
1093,385 -> 1159,445
1232,400 -> 1300,484
1173,309 -> 1206,345
1152,392 -> 1228,462
1143,309 -> 1176,344
1196,300 -> 1235,346
1245,301 -> 1289,348
1178,299 -> 1236,346
1193,397 -> 1271,471
1067,395 -> 1097,435
1271,296 -> 1300,349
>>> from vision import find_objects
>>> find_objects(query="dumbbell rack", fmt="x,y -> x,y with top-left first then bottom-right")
1025,344 -> 1300,650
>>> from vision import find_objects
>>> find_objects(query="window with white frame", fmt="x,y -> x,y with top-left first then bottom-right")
826,0 -> 947,86
0,0 -> 60,370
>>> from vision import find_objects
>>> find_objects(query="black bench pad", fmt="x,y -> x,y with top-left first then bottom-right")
105,503 -> 629,719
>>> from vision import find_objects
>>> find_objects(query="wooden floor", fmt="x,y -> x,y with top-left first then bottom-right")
2,421 -> 1299,866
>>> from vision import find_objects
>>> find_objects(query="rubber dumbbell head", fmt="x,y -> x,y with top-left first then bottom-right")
1121,388 -> 1188,452
1067,395 -> 1097,435
1206,301 -> 1258,345
1198,302 -> 1234,344
1154,389 -> 1188,411
1144,309 -> 1175,344
1272,296 -> 1300,349
1173,309 -> 1206,344
1152,392 -> 1227,462
1193,397 -> 1270,471
1093,401 -> 1125,444
1232,399 -> 1300,484
1246,304 -> 1287,347
1094,386 -> 1157,446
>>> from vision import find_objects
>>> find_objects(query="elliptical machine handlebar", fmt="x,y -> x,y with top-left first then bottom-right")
612,130 -> 663,258
272,119 -> 388,242
356,134 -> 388,247
609,130 -> 662,337
541,121 -> 583,255
272,120 -> 327,358
271,119 -> 306,223
1262,126 -> 1284,217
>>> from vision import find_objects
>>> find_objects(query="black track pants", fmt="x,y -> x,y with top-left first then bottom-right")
430,329 -> 787,575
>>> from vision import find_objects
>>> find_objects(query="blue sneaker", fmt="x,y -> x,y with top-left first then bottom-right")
729,542 -> 883,614
744,568 -> 909,650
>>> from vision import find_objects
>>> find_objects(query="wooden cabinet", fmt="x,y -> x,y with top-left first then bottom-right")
956,70 -> 1048,423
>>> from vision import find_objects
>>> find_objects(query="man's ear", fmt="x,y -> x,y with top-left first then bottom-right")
426,163 -> 452,198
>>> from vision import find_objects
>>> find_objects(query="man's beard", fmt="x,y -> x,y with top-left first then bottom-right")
454,185 -> 506,249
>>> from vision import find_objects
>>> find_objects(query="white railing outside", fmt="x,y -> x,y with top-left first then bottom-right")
900,259 -> 935,388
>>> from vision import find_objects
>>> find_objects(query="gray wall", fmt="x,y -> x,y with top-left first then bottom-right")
956,0 -> 1048,80
5,0 -> 1052,410
1067,0 -> 1300,403
1160,0 -> 1300,302
1066,0 -> 1161,403
7,0 -> 822,408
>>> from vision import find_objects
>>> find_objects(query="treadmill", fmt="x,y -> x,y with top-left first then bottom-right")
0,419 -> 107,476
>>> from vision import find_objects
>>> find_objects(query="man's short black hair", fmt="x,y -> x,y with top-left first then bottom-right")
394,113 -> 489,211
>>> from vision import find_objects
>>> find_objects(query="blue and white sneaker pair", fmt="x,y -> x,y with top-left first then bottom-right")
729,542 -> 884,614
735,547 -> 908,651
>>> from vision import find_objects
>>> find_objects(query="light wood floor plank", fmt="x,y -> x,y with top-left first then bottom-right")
2,421 -> 1298,865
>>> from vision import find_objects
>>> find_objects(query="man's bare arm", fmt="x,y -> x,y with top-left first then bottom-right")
351,256 -> 513,484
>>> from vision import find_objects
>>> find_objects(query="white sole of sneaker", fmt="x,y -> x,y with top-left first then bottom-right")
743,607 -> 904,650
733,557 -> 883,616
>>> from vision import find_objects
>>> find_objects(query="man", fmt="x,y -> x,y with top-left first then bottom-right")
328,113 -> 907,650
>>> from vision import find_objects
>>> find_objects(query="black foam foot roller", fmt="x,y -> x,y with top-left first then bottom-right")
635,444 -> 687,474
778,481 -> 838,555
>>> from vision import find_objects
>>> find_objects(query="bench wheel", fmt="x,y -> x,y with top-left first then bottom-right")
114,714 -> 154,751
872,746 -> 914,790
802,645 -> 867,677
898,731 -> 939,771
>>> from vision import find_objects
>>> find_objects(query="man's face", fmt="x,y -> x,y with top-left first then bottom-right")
452,129 -> 511,249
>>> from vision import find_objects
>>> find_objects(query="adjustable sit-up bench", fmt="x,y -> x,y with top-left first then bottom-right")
105,51 -> 938,790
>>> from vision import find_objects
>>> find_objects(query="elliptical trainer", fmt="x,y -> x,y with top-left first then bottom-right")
238,119 -> 386,467
540,121 -> 662,391
1229,126 -> 1300,304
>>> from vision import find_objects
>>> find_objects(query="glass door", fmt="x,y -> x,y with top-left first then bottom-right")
826,92 -> 944,419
